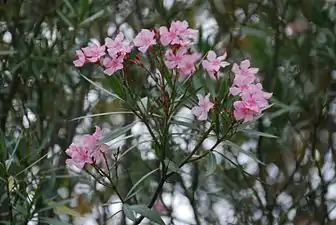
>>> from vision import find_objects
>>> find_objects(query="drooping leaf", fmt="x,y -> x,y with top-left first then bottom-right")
241,130 -> 278,139
125,168 -> 160,200
129,204 -> 165,225
79,73 -> 123,101
39,218 -> 73,225
171,119 -> 200,132
204,151 -> 217,176
123,204 -> 136,221
164,159 -> 180,173
99,121 -> 137,144
222,140 -> 266,166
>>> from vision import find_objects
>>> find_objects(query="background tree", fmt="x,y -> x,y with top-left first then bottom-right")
1,0 -> 336,225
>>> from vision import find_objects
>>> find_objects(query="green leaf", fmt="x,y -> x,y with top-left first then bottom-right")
222,140 -> 266,166
130,204 -> 165,225
0,50 -> 17,56
79,9 -> 105,26
99,122 -> 136,144
0,130 -> 6,165
204,151 -> 217,176
108,75 -> 126,101
164,159 -> 179,173
79,73 -> 123,101
171,119 -> 200,132
5,131 -> 22,170
38,199 -> 75,214
125,168 -> 160,199
15,153 -> 48,177
56,10 -> 73,27
241,130 -> 278,139
70,111 -> 133,121
63,0 -> 76,14
123,204 -> 136,221
39,218 -> 73,225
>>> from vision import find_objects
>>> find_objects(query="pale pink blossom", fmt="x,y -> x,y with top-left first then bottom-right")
202,51 -> 230,78
73,50 -> 86,67
229,75 -> 255,96
102,56 -> 124,76
231,59 -> 259,77
192,94 -> 214,121
240,83 -> 272,109
164,47 -> 187,69
82,42 -> 106,63
105,33 -> 132,56
153,199 -> 170,215
159,20 -> 198,46
66,127 -> 108,170
133,29 -> 156,53
233,101 -> 260,122
159,26 -> 178,46
178,52 -> 202,80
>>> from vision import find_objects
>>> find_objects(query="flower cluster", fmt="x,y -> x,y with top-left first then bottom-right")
73,20 -> 200,80
65,127 -> 107,170
230,60 -> 272,122
72,20 -> 272,134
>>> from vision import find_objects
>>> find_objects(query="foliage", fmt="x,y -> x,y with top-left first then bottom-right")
1,0 -> 336,225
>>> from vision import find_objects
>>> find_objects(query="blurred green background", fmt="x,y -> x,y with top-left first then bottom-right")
1,0 -> 336,224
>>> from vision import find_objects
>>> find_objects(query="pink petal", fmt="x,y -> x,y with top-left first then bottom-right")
116,33 -> 124,42
217,52 -> 227,61
138,45 -> 149,53
231,63 -> 240,74
197,111 -> 208,121
229,87 -> 241,96
73,59 -> 84,67
192,106 -> 202,118
240,59 -> 251,70
104,68 -> 115,76
165,60 -> 176,69
248,68 -> 259,75
207,51 -> 216,60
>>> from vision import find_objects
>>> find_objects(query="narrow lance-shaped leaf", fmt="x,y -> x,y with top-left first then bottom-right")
130,204 -> 165,225
223,140 -> 266,166
99,121 -> 137,144
241,130 -> 278,139
125,168 -> 160,200
204,151 -> 217,176
123,204 -> 136,221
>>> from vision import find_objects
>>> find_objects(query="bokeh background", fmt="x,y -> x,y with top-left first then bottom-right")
1,0 -> 336,224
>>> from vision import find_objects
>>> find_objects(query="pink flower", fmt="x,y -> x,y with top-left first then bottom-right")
192,93 -> 214,121
240,83 -> 272,109
66,145 -> 93,170
178,52 -> 201,80
233,101 -> 260,122
202,51 -> 230,79
66,127 -> 108,170
164,47 -> 187,69
133,29 -> 156,53
82,42 -> 106,63
231,59 -> 259,77
159,26 -> 178,46
159,20 -> 198,46
229,75 -> 255,96
153,199 -> 170,215
102,56 -> 124,76
73,50 -> 86,67
105,33 -> 132,56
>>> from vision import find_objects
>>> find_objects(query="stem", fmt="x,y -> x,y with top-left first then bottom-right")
94,165 -> 124,203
